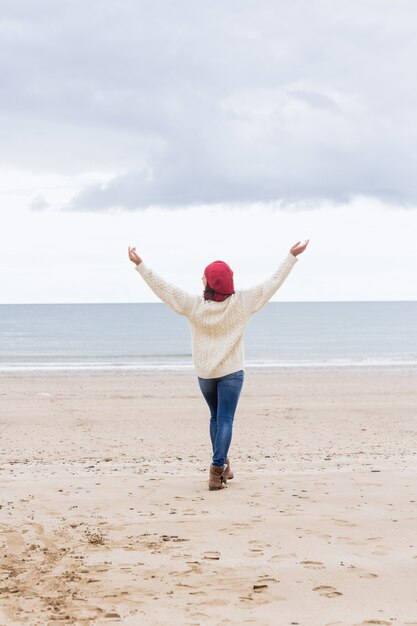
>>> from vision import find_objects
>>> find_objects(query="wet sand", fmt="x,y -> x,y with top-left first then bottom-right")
1,367 -> 417,626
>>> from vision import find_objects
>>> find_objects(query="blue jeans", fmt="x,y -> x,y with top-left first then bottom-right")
198,370 -> 244,468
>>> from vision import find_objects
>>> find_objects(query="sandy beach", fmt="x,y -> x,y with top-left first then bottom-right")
1,366 -> 417,626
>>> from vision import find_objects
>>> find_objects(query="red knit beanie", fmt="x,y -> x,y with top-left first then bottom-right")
204,260 -> 235,301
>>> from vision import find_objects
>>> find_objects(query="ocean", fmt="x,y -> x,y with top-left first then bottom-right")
0,302 -> 416,372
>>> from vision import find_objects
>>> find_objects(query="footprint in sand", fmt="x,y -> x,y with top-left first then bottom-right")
313,585 -> 343,598
269,552 -> 297,562
1,530 -> 26,553
336,536 -> 364,546
248,539 -> 271,548
245,548 -> 264,557
239,588 -> 285,605
231,523 -> 251,529
196,598 -> 230,607
300,560 -> 325,570
202,551 -> 220,560
346,566 -> 378,579
333,519 -> 358,528
356,621 -> 392,625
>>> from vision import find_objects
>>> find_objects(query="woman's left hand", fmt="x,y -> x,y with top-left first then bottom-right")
290,239 -> 310,256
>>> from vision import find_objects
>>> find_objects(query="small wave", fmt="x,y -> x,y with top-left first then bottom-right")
1,358 -> 416,373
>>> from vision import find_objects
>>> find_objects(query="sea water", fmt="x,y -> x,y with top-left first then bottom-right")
0,302 -> 416,372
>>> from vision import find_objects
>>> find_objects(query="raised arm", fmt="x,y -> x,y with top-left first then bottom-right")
128,246 -> 196,317
241,239 -> 309,316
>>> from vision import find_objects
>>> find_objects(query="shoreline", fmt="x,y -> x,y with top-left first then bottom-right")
2,361 -> 417,377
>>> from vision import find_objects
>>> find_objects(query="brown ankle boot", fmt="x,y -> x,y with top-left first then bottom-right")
222,457 -> 234,482
209,465 -> 225,491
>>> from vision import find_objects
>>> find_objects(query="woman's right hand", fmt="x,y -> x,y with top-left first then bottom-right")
128,246 -> 142,265
290,239 -> 310,256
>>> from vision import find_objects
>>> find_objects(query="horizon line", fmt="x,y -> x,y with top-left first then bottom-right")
1,300 -> 416,306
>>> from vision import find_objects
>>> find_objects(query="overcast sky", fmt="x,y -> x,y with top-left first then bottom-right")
1,0 -> 416,303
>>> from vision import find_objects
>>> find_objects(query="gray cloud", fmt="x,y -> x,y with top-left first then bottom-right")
2,0 -> 417,209
30,194 -> 50,211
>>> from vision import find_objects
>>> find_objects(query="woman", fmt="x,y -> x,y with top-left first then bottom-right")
128,239 -> 309,491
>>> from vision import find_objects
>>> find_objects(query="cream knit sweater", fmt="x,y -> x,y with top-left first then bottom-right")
135,253 -> 298,379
